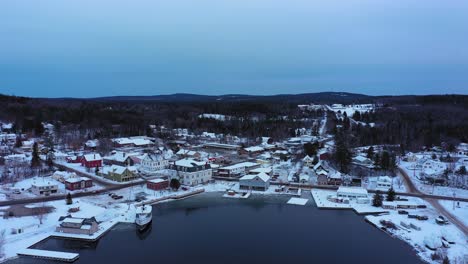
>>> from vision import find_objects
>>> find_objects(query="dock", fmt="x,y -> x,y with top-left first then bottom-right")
17,248 -> 79,262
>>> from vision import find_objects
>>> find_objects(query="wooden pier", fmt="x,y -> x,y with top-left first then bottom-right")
17,248 -> 79,262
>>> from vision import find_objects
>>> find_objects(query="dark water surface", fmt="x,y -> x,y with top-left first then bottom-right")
8,193 -> 423,264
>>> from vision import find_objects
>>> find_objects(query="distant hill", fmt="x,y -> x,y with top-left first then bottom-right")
65,92 -> 372,104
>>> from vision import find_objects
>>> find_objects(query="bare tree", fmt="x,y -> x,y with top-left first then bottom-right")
33,204 -> 48,225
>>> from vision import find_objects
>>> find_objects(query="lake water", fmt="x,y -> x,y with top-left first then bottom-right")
8,193 -> 423,264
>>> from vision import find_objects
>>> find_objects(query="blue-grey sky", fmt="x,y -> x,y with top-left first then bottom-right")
1,0 -> 468,97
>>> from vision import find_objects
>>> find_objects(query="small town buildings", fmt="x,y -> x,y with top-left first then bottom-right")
176,149 -> 201,159
299,174 -> 310,184
217,162 -> 259,178
139,154 -> 169,172
336,186 -> 368,199
52,171 -> 78,183
103,152 -> 138,166
249,167 -> 272,176
303,155 -> 314,167
352,155 -> 373,166
239,172 -> 270,191
313,161 -> 327,173
327,171 -> 342,186
376,176 -> 392,190
112,137 -> 154,148
31,181 -> 58,196
317,173 -> 328,185
242,146 -> 265,155
103,165 -> 138,182
169,159 -> 212,186
420,160 -> 447,182
147,178 -> 169,191
56,216 -> 99,235
65,177 -> 93,191
81,153 -> 102,168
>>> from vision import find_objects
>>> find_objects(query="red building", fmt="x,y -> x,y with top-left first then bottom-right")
65,177 -> 93,191
81,154 -> 102,168
147,178 -> 169,191
66,156 -> 83,164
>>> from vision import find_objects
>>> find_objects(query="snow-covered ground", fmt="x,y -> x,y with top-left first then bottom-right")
312,188 -> 467,263
365,199 -> 468,264
400,161 -> 468,198
0,175 -> 104,202
327,104 -> 375,116
57,162 -> 144,185
364,175 -> 407,192
439,200 -> 468,227
311,189 -> 387,214
0,197 -> 131,262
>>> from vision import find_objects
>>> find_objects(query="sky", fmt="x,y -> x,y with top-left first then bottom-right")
1,0 -> 468,98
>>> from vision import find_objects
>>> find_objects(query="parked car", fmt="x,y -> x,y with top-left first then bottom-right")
398,210 -> 409,215
417,205 -> 427,209
416,215 -> 428,221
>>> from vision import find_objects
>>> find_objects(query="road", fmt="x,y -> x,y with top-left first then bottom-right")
398,166 -> 468,236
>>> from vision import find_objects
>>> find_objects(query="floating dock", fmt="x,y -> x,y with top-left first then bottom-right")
17,248 -> 79,262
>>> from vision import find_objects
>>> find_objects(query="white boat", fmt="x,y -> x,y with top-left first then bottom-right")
135,204 -> 152,231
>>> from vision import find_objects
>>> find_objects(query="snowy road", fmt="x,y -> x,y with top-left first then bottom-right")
398,166 -> 468,236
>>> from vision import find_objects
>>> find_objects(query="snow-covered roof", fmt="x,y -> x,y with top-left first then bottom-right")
83,153 -> 102,162
244,146 -> 264,152
148,178 -> 167,183
175,158 -> 206,167
337,186 -> 368,195
303,155 -> 313,161
221,162 -> 258,170
250,167 -> 272,174
65,177 -> 90,183
377,176 -> 392,183
105,165 -> 137,174
240,172 -> 270,182
62,217 -> 85,224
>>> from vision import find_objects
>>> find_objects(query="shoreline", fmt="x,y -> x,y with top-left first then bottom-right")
1,185 -> 466,264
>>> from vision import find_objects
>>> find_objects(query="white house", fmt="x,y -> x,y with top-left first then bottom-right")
31,181 -> 58,196
376,176 -> 392,190
217,162 -> 259,178
303,155 -> 314,167
139,154 -> 169,172
421,160 -> 447,180
337,186 -> 368,199
169,159 -> 212,186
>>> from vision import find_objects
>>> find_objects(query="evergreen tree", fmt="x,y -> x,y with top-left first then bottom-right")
366,146 -> 374,159
456,166 -> 466,175
442,256 -> 450,264
372,190 -> 383,207
66,193 -> 73,205
170,178 -> 181,191
333,133 -> 352,173
31,142 -> 41,168
380,151 -> 390,170
386,187 -> 396,201
14,135 -> 22,148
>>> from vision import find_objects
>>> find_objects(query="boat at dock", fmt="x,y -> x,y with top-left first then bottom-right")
135,204 -> 152,231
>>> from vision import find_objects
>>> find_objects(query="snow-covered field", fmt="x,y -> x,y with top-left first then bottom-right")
327,104 -> 375,116
439,200 -> 468,227
0,197 -> 130,262
366,200 -> 468,264
0,175 -> 104,202
400,161 -> 468,198
312,188 -> 467,263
